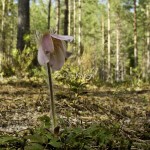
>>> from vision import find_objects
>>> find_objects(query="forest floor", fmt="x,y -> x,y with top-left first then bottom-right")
0,78 -> 150,149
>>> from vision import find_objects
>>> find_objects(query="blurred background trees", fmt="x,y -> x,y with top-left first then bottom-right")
0,0 -> 150,84
17,0 -> 30,51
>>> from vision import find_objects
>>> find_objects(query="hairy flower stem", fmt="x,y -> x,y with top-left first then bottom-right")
47,62 -> 56,131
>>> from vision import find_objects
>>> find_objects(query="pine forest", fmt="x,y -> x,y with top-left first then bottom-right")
0,0 -> 150,149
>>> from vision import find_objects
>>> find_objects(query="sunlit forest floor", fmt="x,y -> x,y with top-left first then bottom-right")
0,78 -> 150,149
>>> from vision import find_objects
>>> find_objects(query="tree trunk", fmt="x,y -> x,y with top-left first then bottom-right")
48,0 -> 51,30
121,59 -> 125,81
0,0 -> 5,71
133,0 -> 138,68
116,19 -> 120,82
68,0 -> 71,35
0,0 -> 8,71
1,0 -> 5,52
56,0 -> 60,34
17,0 -> 30,51
78,0 -> 82,56
73,0 -> 76,51
64,0 -> 69,35
101,15 -> 105,81
146,4 -> 150,80
107,0 -> 111,81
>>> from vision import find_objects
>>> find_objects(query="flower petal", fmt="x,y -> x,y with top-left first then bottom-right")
38,46 -> 49,65
41,33 -> 54,53
51,37 -> 69,56
51,34 -> 73,42
49,38 -> 66,70
50,47 -> 66,70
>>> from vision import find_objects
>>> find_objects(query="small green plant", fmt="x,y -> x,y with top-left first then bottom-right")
0,117 -> 133,149
0,135 -> 24,149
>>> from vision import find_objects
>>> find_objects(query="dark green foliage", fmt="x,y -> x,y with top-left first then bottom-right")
0,115 -> 132,149
0,135 -> 24,149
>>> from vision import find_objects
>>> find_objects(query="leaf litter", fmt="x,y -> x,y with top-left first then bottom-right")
0,79 -> 150,149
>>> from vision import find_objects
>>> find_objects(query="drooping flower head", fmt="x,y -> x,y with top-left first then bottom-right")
37,32 -> 73,70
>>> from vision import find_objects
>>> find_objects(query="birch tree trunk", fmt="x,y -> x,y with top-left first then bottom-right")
56,0 -> 60,34
48,0 -> 51,30
133,0 -> 138,68
107,0 -> 111,81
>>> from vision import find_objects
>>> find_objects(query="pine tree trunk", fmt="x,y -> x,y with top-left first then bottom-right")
17,0 -> 30,51
133,0 -> 138,68
146,4 -> 150,80
0,0 -> 8,71
73,0 -> 76,51
1,0 -> 5,52
101,15 -> 105,81
56,0 -> 60,34
107,0 -> 111,81
0,0 -> 5,71
78,0 -> 82,57
48,0 -> 51,30
64,0 -> 69,35
68,0 -> 71,35
116,20 -> 120,82
142,36 -> 146,79
121,60 -> 125,81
